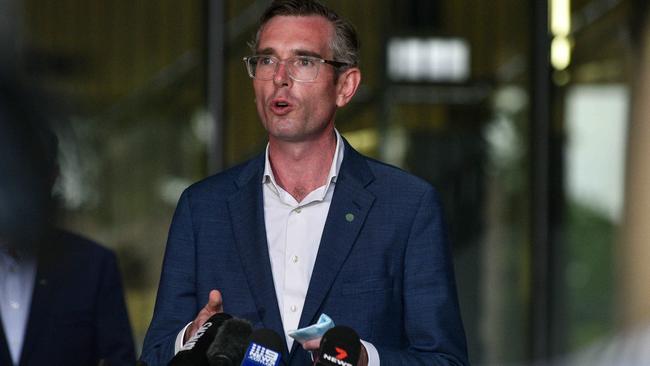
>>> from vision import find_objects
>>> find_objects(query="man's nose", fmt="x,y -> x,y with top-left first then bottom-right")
273,62 -> 291,86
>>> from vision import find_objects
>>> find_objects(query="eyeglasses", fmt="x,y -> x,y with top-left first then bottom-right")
243,55 -> 349,82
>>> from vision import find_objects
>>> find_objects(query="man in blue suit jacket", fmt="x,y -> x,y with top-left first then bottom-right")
141,1 -> 468,365
0,230 -> 136,366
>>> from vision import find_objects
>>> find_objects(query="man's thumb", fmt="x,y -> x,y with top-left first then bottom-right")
207,289 -> 223,312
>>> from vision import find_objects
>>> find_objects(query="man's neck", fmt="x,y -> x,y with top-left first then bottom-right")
268,130 -> 337,203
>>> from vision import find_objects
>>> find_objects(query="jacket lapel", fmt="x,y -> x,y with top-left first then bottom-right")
0,318 -> 13,366
19,250 -> 56,366
297,142 -> 376,330
227,156 -> 286,346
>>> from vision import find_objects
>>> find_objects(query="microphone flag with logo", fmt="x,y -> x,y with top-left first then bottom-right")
240,328 -> 285,366
314,326 -> 361,366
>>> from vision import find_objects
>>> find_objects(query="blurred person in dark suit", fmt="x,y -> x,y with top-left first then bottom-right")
0,78 -> 136,366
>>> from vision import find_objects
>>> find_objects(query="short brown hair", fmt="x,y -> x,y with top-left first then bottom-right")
250,0 -> 360,70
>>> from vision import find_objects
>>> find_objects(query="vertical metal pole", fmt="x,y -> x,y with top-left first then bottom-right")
206,0 -> 225,173
529,0 -> 552,362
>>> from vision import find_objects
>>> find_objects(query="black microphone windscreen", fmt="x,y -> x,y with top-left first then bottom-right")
206,318 -> 253,366
315,326 -> 361,366
169,312 -> 233,366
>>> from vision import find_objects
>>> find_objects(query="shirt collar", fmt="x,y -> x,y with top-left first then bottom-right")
263,129 -> 345,200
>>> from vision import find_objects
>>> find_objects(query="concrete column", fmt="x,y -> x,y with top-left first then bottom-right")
619,6 -> 650,329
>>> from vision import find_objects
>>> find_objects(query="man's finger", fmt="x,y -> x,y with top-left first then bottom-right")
206,289 -> 223,313
300,337 -> 322,351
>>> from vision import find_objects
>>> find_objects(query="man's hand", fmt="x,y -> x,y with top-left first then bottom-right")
299,337 -> 321,352
300,338 -> 368,366
183,289 -> 223,343
357,345 -> 368,366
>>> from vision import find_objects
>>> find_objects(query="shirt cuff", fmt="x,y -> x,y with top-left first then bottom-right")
361,339 -> 380,366
174,322 -> 193,354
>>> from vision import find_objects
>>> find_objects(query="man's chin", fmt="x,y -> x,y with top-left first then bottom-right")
265,122 -> 304,142
268,132 -> 306,143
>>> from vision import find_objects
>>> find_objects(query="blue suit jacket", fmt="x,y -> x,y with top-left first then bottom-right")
141,142 -> 468,365
0,230 -> 136,366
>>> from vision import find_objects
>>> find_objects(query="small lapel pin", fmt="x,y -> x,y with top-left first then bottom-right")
39,279 -> 48,286
345,213 -> 355,222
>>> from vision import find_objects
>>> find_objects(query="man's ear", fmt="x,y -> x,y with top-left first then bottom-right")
335,68 -> 361,107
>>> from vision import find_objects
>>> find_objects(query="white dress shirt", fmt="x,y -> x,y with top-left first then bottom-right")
176,130 -> 379,365
262,132 -> 343,348
0,247 -> 36,365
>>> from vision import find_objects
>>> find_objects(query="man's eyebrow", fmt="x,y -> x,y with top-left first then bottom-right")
255,48 -> 324,59
293,49 -> 324,59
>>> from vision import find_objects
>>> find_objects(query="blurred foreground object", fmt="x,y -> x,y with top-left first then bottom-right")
0,76 -> 136,365
0,78 -> 56,248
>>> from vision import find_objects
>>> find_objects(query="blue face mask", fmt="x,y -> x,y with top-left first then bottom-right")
287,313 -> 335,343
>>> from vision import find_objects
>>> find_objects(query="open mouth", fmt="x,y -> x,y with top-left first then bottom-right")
270,98 -> 292,114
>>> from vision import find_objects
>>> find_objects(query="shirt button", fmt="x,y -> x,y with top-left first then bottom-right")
292,255 -> 299,263
295,208 -> 302,214
290,305 -> 297,312
9,301 -> 20,310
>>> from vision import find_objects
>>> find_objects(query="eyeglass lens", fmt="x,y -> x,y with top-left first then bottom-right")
247,56 -> 321,81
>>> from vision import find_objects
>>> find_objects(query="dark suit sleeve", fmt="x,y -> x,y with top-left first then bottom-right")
140,190 -> 199,365
378,187 -> 469,365
95,249 -> 137,365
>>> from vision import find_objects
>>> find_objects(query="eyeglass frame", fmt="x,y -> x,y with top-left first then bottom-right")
243,54 -> 350,82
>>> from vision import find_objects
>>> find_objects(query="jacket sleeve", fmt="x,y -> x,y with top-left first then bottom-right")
377,187 -> 469,365
140,189 -> 199,365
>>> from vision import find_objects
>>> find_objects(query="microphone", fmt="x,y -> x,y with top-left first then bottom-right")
314,326 -> 361,366
206,318 -> 254,366
169,312 -> 233,366
240,328 -> 285,366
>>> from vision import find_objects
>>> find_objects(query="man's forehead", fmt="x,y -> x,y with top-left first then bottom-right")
257,15 -> 334,53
